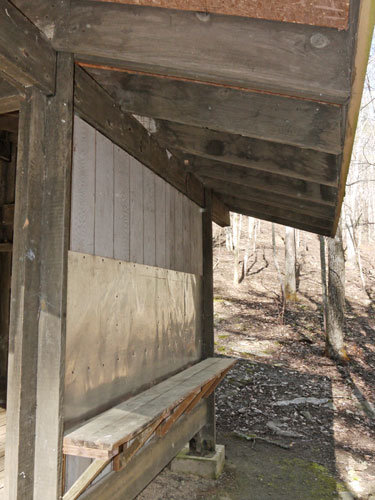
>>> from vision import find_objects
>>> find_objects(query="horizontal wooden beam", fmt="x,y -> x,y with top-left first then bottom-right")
212,194 -> 230,227
185,156 -> 337,206
74,67 -> 216,222
203,183 -> 336,221
87,0 -> 350,30
84,67 -> 343,154
0,77 -> 24,114
53,2 -> 354,103
153,120 -> 340,186
0,0 -> 56,95
217,195 -> 332,236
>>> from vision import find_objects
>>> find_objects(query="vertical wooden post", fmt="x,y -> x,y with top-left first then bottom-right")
5,53 -> 74,500
190,188 -> 216,454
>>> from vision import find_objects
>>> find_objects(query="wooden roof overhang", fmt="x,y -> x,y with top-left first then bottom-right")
1,0 -> 374,235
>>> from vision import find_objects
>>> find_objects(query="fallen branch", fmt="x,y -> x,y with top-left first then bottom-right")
232,430 -> 293,450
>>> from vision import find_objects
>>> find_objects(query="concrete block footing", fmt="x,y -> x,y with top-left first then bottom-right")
170,444 -> 225,479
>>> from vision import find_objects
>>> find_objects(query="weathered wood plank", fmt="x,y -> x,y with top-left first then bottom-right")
0,0 -> 56,94
174,191 -> 183,272
205,183 -> 336,221
155,175 -> 166,269
229,205 -> 332,237
189,158 -> 337,206
192,188 -> 216,452
143,167 -> 156,266
218,195 -> 333,233
5,87 -> 46,500
74,67 -> 206,211
0,78 -> 24,114
33,53 -> 74,500
64,358 -> 233,453
6,53 -> 74,500
113,146 -> 130,261
95,132 -> 114,258
87,0 -> 350,30
129,158 -> 144,264
182,196 -> 191,273
154,120 -> 341,186
165,183 -> 175,271
87,68 -> 343,154
63,458 -> 112,500
54,2 -> 353,103
211,194 -> 230,228
70,116 -> 96,254
80,402 -> 208,500
11,0 -> 66,39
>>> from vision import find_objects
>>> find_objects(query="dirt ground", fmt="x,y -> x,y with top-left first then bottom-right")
139,223 -> 375,500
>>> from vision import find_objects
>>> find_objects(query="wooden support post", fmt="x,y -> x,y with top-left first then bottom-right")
190,188 -> 216,454
5,53 -> 74,500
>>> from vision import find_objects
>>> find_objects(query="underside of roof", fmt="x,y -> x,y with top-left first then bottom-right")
3,0 -> 375,235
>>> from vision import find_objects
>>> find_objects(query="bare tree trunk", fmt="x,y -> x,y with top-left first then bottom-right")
272,224 -> 285,303
285,226 -> 297,302
326,223 -> 348,361
233,214 -> 242,284
319,235 -> 328,332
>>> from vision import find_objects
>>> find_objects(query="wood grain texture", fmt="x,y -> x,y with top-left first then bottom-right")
33,53 -> 74,500
55,2 -> 353,103
221,195 -> 333,236
64,358 -> 233,452
188,158 -> 337,206
197,188 -> 215,451
129,157 -> 144,264
80,402 -> 208,500
155,175 -> 166,269
0,0 -> 56,94
212,188 -> 336,221
6,53 -> 74,500
143,167 -> 156,266
0,78 -> 24,114
5,87 -> 46,500
174,191 -> 183,272
87,68 -> 343,154
165,183 -> 175,271
114,145 -> 130,261
154,120 -> 340,186
74,67 -> 205,208
95,132 -> 114,258
87,0 -> 350,30
70,116 -> 96,254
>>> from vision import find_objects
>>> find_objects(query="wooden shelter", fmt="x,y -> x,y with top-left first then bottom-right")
0,1 -> 373,498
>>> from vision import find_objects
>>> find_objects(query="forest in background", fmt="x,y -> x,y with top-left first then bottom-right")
214,41 -> 375,364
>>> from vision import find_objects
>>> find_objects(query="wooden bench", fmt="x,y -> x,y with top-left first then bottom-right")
63,357 -> 235,500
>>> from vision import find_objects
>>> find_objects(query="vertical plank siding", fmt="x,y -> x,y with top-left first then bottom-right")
113,146 -> 130,261
94,133 -> 114,258
71,116 -> 203,275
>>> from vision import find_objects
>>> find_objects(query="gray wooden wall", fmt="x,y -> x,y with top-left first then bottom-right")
70,115 -> 203,274
64,116 -> 204,491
